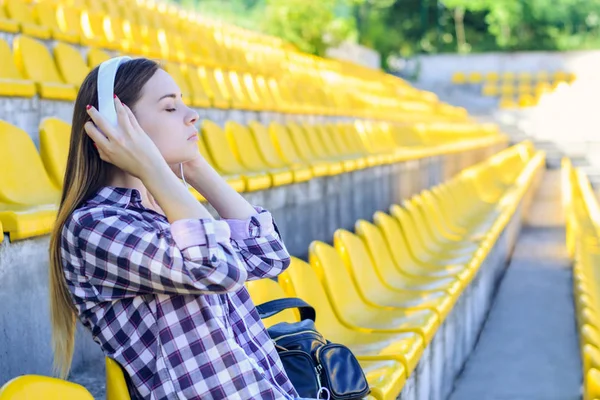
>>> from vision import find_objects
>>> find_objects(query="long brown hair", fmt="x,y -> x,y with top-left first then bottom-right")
49,58 -> 160,378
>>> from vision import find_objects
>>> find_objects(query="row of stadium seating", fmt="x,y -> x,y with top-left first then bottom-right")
0,33 -> 466,121
0,115 -> 503,242
0,141 -> 545,399
563,158 -> 600,400
452,71 -> 576,85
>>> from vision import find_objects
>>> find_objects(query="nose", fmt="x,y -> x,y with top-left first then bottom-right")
186,107 -> 199,126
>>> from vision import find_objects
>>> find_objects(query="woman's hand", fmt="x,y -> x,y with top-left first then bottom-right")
169,154 -> 209,181
84,96 -> 167,180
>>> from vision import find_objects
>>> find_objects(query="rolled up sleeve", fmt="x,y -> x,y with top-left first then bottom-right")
222,207 -> 291,281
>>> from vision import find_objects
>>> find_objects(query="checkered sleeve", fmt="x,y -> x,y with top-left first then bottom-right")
73,208 -> 248,297
223,208 -> 291,281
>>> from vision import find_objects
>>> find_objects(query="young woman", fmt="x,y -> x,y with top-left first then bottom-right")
49,57 -> 304,399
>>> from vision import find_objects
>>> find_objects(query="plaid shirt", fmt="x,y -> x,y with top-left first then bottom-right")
61,186 -> 299,400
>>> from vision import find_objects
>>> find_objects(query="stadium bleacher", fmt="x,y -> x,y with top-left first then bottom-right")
451,69 -> 576,109
0,0 -> 546,399
563,159 -> 600,400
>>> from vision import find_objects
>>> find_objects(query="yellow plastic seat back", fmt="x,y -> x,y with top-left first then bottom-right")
279,257 -> 352,340
201,120 -> 244,175
87,48 -> 111,68
301,124 -> 330,159
268,122 -> 304,165
106,357 -> 131,400
225,121 -> 268,171
0,39 -> 25,81
0,375 -> 94,400
0,120 -> 60,205
373,211 -> 416,268
248,121 -> 287,169
246,278 -> 298,327
39,117 -> 71,189
5,0 -> 43,28
54,42 -> 90,89
308,241 -> 370,324
287,123 -> 316,161
13,36 -> 65,85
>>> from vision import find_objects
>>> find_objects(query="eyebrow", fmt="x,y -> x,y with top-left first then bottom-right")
157,93 -> 178,102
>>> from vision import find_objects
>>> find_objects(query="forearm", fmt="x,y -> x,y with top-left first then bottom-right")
186,158 -> 257,220
142,164 -> 214,223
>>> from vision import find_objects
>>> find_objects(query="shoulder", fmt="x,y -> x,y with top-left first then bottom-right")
64,204 -> 150,240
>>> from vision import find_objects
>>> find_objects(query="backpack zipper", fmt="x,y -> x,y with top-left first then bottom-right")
272,330 -> 320,343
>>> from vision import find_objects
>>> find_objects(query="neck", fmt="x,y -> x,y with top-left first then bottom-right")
107,167 -> 160,211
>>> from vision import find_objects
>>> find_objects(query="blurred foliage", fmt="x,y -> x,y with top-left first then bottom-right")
173,0 -> 600,68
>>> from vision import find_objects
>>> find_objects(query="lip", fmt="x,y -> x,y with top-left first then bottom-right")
187,132 -> 199,141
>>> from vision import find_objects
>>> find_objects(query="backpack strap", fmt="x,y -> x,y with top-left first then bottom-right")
255,298 -> 316,322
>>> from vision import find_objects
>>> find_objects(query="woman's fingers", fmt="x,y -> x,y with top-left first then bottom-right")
84,121 -> 110,147
114,96 -> 134,136
86,106 -> 116,141
122,103 -> 143,132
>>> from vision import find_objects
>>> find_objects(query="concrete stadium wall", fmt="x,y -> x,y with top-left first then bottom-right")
0,143 -> 504,385
412,50 -> 600,84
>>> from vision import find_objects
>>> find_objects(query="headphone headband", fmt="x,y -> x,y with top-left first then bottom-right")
97,56 -> 132,127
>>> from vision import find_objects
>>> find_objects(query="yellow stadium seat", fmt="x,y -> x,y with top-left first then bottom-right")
517,72 -> 532,82
326,124 -> 368,169
373,211 -> 471,283
247,121 -> 313,183
225,121 -> 293,187
32,2 -> 79,44
197,66 -> 231,109
254,263 -> 423,379
499,96 -> 517,109
587,369 -> 600,400
226,71 -> 258,111
302,124 -> 357,172
0,3 -> 19,33
197,137 -> 245,194
39,117 -> 71,189
0,38 -> 35,97
553,71 -> 568,82
333,228 -> 454,320
246,281 -> 411,400
500,84 -> 515,96
252,75 -> 279,112
268,122 -> 329,177
287,123 -> 343,176
0,375 -> 94,400
517,93 -> 536,108
451,72 -> 466,84
181,65 -> 211,108
53,42 -> 90,90
59,6 -> 103,50
80,11 -> 114,50
468,72 -> 483,84
87,48 -> 111,68
278,257 -> 424,376
201,120 -> 271,192
3,0 -> 51,40
501,72 -> 515,82
163,62 -> 193,106
0,120 -> 60,240
482,84 -> 498,97
12,35 -> 77,101
356,218 -> 462,297
309,241 -> 440,345
535,71 -> 550,82
485,72 -> 499,82
106,357 -> 130,400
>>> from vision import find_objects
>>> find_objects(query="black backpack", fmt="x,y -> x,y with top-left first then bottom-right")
256,298 -> 370,400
